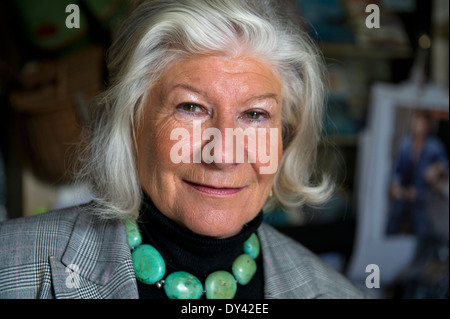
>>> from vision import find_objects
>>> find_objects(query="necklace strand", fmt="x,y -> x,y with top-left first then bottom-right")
125,220 -> 260,299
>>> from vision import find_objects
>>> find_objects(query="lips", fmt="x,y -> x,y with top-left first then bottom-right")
183,180 -> 245,197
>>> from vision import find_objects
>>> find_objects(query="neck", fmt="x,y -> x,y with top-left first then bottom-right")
138,194 -> 263,280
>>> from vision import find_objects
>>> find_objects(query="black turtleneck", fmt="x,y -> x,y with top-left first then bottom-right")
136,195 -> 264,299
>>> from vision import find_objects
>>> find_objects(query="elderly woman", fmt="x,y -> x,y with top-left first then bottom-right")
0,0 -> 366,299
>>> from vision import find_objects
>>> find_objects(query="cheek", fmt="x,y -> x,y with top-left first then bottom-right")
252,126 -> 282,176
136,120 -> 178,179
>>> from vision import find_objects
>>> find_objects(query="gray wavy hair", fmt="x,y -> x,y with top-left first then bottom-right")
77,0 -> 332,221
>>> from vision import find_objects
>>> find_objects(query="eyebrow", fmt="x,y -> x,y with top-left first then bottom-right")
245,93 -> 279,105
170,84 -> 209,98
169,84 -> 280,104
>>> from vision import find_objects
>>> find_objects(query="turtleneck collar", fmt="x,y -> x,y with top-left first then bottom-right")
136,193 -> 264,299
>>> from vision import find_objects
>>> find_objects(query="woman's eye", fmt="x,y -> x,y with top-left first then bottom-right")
245,111 -> 268,121
174,103 -> 209,122
178,103 -> 202,113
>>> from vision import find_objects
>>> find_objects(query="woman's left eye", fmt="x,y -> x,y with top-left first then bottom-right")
245,111 -> 268,121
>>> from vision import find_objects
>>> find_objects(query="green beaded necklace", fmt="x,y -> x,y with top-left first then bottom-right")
125,220 -> 260,299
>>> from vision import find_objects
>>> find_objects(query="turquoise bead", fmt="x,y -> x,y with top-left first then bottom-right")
243,233 -> 260,259
205,271 -> 237,299
131,244 -> 166,284
164,271 -> 203,299
232,254 -> 257,285
125,220 -> 142,249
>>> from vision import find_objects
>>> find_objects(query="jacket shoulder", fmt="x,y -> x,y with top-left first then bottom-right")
0,203 -> 136,299
0,206 -> 83,262
258,223 -> 369,299
0,205 -> 85,298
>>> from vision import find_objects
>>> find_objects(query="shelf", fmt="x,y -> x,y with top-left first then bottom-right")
320,134 -> 359,147
319,42 -> 413,59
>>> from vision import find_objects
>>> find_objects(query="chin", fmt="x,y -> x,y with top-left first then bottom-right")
182,210 -> 248,239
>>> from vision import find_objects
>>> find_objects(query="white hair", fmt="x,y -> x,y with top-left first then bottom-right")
77,0 -> 332,221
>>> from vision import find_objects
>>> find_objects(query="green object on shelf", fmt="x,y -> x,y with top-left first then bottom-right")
12,0 -> 130,52
13,0 -> 89,50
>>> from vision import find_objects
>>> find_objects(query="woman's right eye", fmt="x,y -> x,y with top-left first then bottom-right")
174,102 -> 210,123
176,103 -> 204,114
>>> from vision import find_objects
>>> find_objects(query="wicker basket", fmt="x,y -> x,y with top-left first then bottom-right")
10,45 -> 104,183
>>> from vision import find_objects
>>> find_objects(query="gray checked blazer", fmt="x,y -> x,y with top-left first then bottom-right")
0,204 -> 367,299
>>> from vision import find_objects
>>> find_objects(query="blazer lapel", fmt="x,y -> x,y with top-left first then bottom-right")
49,211 -> 138,299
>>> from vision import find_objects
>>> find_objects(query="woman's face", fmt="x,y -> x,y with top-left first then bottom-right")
136,55 -> 283,238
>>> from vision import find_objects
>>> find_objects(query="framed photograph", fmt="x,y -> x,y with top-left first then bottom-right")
347,82 -> 449,297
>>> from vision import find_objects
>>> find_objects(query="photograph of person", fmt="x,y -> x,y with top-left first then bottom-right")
386,109 -> 449,236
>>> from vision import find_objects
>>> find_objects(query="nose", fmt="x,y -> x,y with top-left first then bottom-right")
208,114 -> 235,167
201,113 -> 251,168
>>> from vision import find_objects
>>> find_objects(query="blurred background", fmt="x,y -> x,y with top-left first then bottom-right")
0,0 -> 448,299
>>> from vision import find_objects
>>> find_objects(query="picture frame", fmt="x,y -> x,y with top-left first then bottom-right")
347,82 -> 449,297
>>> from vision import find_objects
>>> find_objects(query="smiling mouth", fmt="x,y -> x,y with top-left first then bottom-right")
183,180 -> 245,197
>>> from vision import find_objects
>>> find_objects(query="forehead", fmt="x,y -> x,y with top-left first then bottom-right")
155,55 -> 282,101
